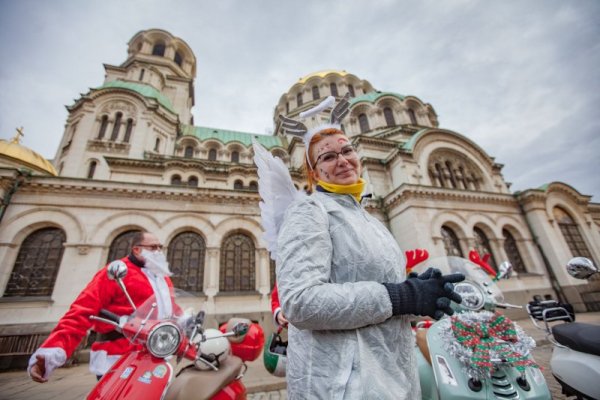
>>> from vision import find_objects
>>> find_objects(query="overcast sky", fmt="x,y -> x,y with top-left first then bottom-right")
1,0 -> 598,200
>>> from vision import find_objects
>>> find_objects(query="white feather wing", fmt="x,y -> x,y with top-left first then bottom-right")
253,140 -> 305,260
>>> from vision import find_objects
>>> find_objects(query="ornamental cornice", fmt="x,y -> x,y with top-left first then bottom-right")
105,157 -> 165,171
384,184 -> 517,210
352,135 -> 400,149
360,157 -> 385,166
16,179 -> 263,206
105,156 -> 259,177
377,126 -> 419,139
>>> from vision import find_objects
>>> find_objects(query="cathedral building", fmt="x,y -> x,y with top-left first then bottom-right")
1,29 -> 598,365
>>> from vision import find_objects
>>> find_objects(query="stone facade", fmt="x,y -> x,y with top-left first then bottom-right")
1,29 -> 599,349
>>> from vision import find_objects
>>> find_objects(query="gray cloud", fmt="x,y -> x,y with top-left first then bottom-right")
1,0 -> 598,199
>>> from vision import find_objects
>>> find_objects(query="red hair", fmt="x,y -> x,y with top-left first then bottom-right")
303,128 -> 346,192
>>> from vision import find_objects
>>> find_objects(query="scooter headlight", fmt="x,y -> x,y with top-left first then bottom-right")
454,282 -> 485,310
147,322 -> 181,358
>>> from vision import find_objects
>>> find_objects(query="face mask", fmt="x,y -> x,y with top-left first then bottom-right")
141,249 -> 172,277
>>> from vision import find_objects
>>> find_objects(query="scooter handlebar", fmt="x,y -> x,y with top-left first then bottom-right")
99,309 -> 121,323
496,302 -> 522,309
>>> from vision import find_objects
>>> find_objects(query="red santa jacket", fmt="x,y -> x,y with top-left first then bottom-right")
40,255 -> 175,358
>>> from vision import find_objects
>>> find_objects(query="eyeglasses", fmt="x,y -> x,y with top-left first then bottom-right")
136,244 -> 164,251
313,145 -> 358,167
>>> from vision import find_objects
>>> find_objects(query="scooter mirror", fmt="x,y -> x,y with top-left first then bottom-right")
497,261 -> 513,280
232,322 -> 249,337
566,257 -> 598,280
107,260 -> 128,280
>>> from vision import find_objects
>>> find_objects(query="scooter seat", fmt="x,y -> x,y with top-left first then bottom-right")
552,322 -> 600,357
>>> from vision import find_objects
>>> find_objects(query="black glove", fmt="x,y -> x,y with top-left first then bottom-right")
383,268 -> 465,320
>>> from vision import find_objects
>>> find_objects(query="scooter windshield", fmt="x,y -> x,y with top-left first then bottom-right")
411,256 -> 504,307
121,292 -> 184,344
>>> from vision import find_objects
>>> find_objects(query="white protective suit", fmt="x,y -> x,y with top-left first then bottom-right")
277,191 -> 421,399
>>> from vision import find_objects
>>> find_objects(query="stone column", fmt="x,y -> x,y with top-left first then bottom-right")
257,248 -> 270,296
204,247 -> 220,297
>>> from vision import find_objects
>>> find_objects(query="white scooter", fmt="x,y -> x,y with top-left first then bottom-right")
526,257 -> 600,400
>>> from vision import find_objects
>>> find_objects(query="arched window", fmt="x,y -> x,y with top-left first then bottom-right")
296,92 -> 303,107
234,180 -> 244,190
231,151 -> 240,163
248,181 -> 258,191
184,146 -> 194,158
87,161 -> 97,179
123,119 -> 134,143
174,51 -> 183,67
139,69 -> 145,81
220,233 -> 255,292
171,175 -> 182,185
384,107 -> 395,127
553,207 -> 594,259
408,108 -> 418,125
312,85 -> 320,101
358,113 -> 370,133
428,152 -> 483,191
285,102 -> 289,114
152,43 -> 166,56
330,82 -> 338,97
97,115 -> 109,139
4,227 -> 66,297
208,148 -> 217,161
503,229 -> 526,273
168,232 -> 205,292
270,258 -> 277,289
441,226 -> 463,257
107,230 -> 141,263
110,112 -> 122,141
347,84 -> 355,97
473,227 -> 497,271
188,176 -> 198,187
154,138 -> 160,152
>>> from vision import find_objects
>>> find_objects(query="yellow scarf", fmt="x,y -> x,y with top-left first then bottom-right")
317,178 -> 366,203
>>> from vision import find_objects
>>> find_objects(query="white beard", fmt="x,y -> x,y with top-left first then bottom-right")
141,249 -> 172,277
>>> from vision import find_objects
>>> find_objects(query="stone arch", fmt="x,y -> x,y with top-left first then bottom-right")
543,182 -> 590,227
92,212 -> 161,245
430,211 -> 468,240
409,129 -> 496,191
467,215 -> 499,238
162,214 -> 215,246
0,208 -> 84,244
97,96 -> 140,120
213,217 -> 265,248
497,216 -> 530,240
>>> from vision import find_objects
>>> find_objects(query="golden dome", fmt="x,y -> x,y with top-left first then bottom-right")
0,129 -> 58,176
297,70 -> 348,84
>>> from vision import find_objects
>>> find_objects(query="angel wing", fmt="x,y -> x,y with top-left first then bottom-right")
278,114 -> 307,137
330,92 -> 351,124
253,139 -> 306,260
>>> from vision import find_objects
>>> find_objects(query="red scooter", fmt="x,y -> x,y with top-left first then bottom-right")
86,261 -> 264,400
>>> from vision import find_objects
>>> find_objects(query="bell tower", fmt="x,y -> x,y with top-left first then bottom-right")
54,29 -> 197,180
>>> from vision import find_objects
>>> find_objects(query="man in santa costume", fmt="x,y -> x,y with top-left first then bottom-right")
28,231 -> 176,382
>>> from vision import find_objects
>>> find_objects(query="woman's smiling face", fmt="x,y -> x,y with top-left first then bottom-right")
310,133 -> 361,185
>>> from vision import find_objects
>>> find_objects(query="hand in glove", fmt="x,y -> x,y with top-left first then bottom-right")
383,268 -> 465,320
